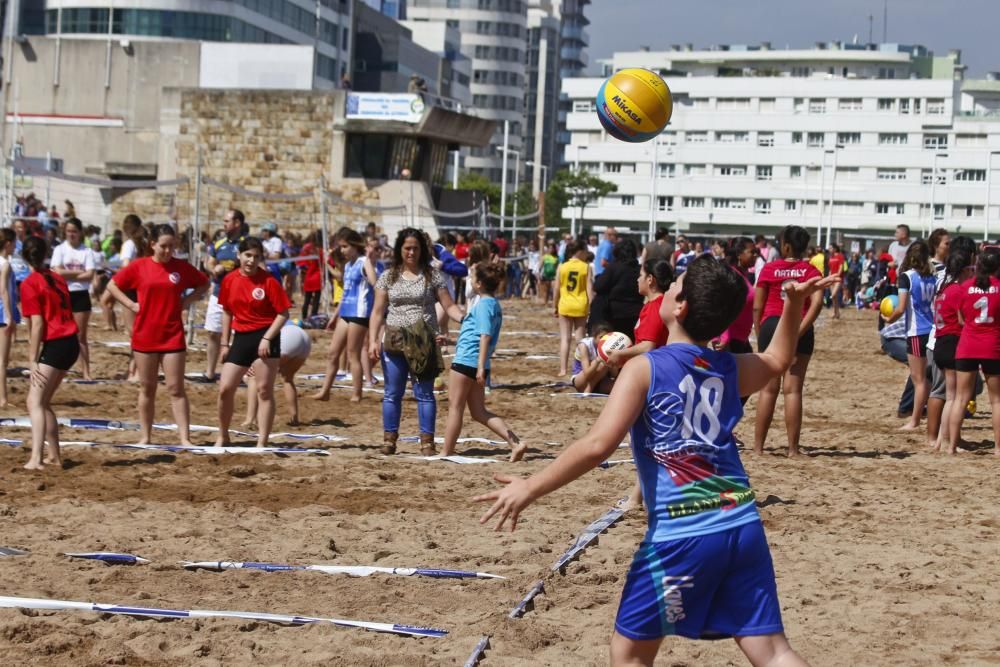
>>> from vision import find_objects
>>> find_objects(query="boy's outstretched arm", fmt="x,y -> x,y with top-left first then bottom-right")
475,356 -> 651,532
736,275 -> 839,397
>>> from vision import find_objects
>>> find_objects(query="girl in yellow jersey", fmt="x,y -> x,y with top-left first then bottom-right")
554,240 -> 594,376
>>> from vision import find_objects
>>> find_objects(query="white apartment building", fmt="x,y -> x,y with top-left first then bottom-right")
563,43 -> 1000,243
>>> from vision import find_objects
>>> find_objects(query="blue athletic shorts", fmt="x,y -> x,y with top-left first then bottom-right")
614,521 -> 784,641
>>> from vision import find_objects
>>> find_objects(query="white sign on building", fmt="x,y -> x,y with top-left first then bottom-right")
346,93 -> 426,123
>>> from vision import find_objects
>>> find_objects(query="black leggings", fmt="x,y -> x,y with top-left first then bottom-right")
302,290 -> 320,319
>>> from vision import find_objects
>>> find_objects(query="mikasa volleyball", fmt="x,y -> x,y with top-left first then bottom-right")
596,68 -> 673,143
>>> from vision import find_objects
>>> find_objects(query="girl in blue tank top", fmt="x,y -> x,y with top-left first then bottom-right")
885,240 -> 938,432
476,255 -> 836,666
0,228 -> 21,408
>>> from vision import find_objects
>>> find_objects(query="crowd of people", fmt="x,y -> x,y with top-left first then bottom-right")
6,200 -> 1000,665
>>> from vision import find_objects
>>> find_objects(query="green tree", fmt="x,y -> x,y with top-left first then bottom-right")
452,172 -> 536,220
545,168 -> 618,233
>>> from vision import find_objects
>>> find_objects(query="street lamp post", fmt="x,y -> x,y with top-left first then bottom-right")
525,160 -> 548,192
985,151 -> 1000,242
817,149 -> 829,248
496,143 -> 521,236
930,152 -> 948,237
571,145 -> 588,238
649,139 -> 658,242
825,143 -> 844,249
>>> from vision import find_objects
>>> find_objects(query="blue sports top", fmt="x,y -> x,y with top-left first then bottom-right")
0,256 -> 20,326
340,258 -> 383,318
453,296 -> 502,369
629,343 -> 760,542
208,234 -> 245,296
898,269 -> 936,337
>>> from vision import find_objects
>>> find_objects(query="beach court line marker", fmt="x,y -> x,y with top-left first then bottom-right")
181,561 -> 504,580
0,547 -> 29,557
58,442 -> 331,456
65,552 -> 149,564
550,506 -> 626,574
0,595 -> 447,638
508,580 -> 545,619
0,417 -> 347,442
463,635 -> 491,667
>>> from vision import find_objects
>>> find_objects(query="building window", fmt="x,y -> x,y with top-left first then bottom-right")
954,204 -> 984,217
923,134 -> 948,150
757,132 -> 775,147
900,99 -> 910,114
791,67 -> 810,78
807,132 -> 824,148
956,134 -> 987,147
878,98 -> 895,111
759,98 -> 776,112
713,198 -> 746,210
604,163 -> 621,173
790,166 -> 802,178
683,197 -> 705,208
920,203 -> 946,219
716,131 -> 749,143
877,168 -> 907,181
686,131 -> 708,143
927,99 -> 946,115
573,100 -> 595,112
835,167 -> 860,180
717,165 -> 747,177
658,163 -> 675,177
876,203 -> 905,216
717,97 -> 751,110
879,133 -> 907,145
785,200 -> 798,211
833,202 -> 864,214
838,98 -> 863,111
756,166 -> 773,181
836,132 -> 861,145
657,196 -> 673,211
954,169 -> 986,182
691,98 -> 710,108
754,199 -> 771,214
620,195 -> 635,206
921,169 -> 947,185
684,164 -> 706,176
808,98 -> 826,113
791,132 -> 803,144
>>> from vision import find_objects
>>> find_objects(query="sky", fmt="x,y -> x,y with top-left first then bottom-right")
586,0 -> 1000,78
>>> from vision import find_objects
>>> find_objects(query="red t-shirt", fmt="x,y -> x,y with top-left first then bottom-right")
454,242 -> 469,261
493,237 -> 508,257
633,295 -> 668,347
20,269 -> 78,341
956,276 -> 1000,360
721,271 -> 754,344
755,259 -> 821,320
880,252 -> 897,284
113,257 -> 208,352
934,282 -> 963,339
828,253 -> 845,281
218,269 -> 292,332
299,242 -> 322,292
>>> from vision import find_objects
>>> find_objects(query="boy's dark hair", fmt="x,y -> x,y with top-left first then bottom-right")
655,227 -> 670,241
151,224 -> 176,241
642,258 -> 673,292
592,322 -> 613,338
777,225 -> 810,257
474,261 -> 505,294
975,247 -> 1000,291
677,255 -> 747,341
611,238 -> 638,264
897,223 -> 911,235
238,237 -> 264,254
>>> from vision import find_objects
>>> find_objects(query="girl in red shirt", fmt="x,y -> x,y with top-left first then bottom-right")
752,225 -> 823,456
106,224 -> 210,446
298,230 -> 323,320
932,249 -> 973,452
217,237 -> 291,447
19,236 -> 79,470
721,237 -> 758,356
947,248 -> 1000,456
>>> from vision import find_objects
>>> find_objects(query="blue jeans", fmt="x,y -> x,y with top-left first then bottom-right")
881,336 -> 914,413
381,351 -> 436,435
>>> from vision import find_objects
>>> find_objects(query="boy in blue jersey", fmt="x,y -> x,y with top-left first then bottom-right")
476,255 -> 836,666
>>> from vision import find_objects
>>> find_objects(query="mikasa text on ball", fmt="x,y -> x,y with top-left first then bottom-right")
596,68 -> 673,143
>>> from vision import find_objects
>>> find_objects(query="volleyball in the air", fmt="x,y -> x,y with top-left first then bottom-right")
879,295 -> 899,318
596,68 -> 673,143
597,332 -> 632,362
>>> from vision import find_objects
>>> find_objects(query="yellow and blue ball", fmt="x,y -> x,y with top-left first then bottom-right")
879,295 -> 899,319
596,68 -> 673,143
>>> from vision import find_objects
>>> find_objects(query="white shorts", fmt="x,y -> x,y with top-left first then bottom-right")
204,294 -> 224,334
280,323 -> 312,359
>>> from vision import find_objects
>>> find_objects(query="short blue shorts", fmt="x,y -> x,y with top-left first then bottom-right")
614,521 -> 784,641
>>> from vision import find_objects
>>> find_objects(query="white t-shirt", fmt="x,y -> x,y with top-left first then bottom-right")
50,242 -> 96,292
121,238 -> 138,263
263,237 -> 284,258
888,240 -> 911,268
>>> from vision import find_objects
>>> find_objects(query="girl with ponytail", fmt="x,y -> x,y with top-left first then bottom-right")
18,236 -> 79,470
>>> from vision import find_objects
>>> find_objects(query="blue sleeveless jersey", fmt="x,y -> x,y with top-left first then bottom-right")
901,268 -> 936,337
340,258 -> 382,318
629,344 -> 759,542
